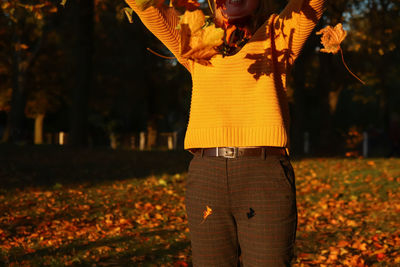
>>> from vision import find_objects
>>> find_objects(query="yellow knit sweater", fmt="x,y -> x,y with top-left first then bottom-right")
127,0 -> 325,149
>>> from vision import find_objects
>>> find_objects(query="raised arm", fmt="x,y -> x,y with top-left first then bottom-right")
125,0 -> 192,71
278,0 -> 325,64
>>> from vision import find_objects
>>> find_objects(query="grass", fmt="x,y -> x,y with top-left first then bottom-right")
0,144 -> 399,266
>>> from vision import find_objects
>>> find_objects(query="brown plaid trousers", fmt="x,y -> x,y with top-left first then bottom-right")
185,151 -> 297,266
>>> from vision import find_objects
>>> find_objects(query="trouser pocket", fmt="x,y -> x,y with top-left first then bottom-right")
279,156 -> 296,193
279,156 -> 298,245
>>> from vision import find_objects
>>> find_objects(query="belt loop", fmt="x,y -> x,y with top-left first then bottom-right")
261,147 -> 266,160
201,148 -> 205,158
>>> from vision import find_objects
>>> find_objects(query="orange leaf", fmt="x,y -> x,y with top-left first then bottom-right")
337,240 -> 350,248
316,23 -> 347,54
201,205 -> 212,223
377,253 -> 386,261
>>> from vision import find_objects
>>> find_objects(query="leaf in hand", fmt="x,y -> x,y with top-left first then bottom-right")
179,10 -> 205,33
182,24 -> 224,65
179,10 -> 223,65
316,23 -> 347,54
201,24 -> 225,47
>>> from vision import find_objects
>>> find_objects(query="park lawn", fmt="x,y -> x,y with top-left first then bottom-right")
0,146 -> 399,266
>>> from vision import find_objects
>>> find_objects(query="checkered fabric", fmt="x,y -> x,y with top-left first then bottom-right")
185,154 -> 297,266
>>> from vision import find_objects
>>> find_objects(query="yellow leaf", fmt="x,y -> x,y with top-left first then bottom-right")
179,10 -> 205,34
178,9 -> 223,65
181,22 -> 223,65
60,0 -> 67,7
202,24 -> 224,47
124,7 -> 133,24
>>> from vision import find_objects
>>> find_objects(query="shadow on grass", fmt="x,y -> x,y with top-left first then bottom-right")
7,229 -> 191,266
0,144 -> 193,190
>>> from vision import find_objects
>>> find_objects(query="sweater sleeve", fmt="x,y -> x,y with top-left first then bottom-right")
125,0 -> 192,72
278,0 -> 325,64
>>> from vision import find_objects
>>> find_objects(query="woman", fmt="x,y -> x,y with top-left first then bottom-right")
127,0 -> 324,265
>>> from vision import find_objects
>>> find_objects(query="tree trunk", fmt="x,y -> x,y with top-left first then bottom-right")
329,86 -> 342,114
34,113 -> 45,144
146,118 -> 157,150
4,23 -> 45,143
5,34 -> 27,143
69,0 -> 94,147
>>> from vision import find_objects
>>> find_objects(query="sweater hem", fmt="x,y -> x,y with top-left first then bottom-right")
184,126 -> 288,149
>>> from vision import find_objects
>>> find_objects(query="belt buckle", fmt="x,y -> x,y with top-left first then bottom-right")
222,147 -> 238,158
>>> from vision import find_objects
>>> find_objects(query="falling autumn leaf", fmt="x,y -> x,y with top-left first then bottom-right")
124,7 -> 134,23
316,23 -> 347,54
200,206 -> 213,224
317,23 -> 365,85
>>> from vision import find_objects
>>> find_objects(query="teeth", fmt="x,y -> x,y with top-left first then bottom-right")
229,0 -> 242,4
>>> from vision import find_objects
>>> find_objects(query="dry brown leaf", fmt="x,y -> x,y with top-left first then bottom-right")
316,23 -> 347,54
316,23 -> 365,85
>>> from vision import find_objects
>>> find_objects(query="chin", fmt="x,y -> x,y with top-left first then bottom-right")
226,15 -> 252,25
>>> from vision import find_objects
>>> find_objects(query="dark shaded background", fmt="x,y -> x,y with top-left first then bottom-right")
0,0 -> 399,156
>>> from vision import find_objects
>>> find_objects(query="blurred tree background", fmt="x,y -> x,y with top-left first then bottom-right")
0,0 -> 399,156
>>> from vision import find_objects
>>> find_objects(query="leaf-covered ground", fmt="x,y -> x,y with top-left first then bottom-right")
0,146 -> 399,266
